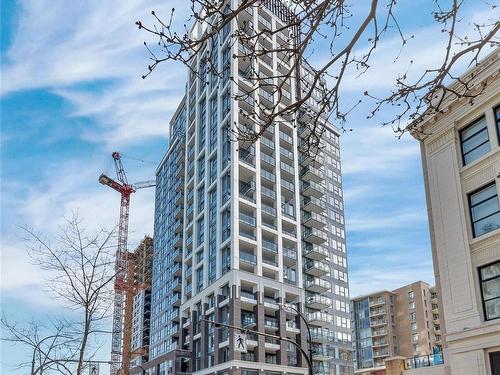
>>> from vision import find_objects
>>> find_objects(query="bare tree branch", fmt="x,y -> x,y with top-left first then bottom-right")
136,0 -> 499,148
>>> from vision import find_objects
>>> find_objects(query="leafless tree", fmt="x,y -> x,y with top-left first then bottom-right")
1,316 -> 77,374
21,214 -> 117,375
136,0 -> 499,150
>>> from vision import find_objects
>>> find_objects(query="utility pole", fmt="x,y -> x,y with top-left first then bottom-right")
201,319 -> 314,375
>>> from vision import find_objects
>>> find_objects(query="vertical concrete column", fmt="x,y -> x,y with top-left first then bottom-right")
277,299 -> 288,365
255,290 -> 266,362
189,309 -> 196,371
229,285 -> 241,361
296,302 -> 309,370
214,294 -> 223,365
385,356 -> 405,375
200,303 -> 208,369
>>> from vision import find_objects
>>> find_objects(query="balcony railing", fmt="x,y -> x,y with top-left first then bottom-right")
262,239 -> 278,253
404,353 -> 444,370
240,212 -> 256,227
240,251 -> 257,265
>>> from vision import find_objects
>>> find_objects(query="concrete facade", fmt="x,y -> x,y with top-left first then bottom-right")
146,1 -> 353,374
411,49 -> 500,375
352,282 -> 443,373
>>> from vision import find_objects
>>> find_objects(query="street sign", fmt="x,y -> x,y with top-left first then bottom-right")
89,363 -> 99,375
234,332 -> 247,353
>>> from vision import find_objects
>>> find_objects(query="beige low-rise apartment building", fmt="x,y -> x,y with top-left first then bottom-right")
352,281 -> 443,374
410,49 -> 500,375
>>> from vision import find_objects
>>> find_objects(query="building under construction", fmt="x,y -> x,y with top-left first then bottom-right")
129,236 -> 154,373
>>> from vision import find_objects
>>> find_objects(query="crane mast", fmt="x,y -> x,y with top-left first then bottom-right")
98,152 -> 154,375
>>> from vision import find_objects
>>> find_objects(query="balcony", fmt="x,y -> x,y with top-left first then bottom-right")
303,227 -> 328,245
240,251 -> 257,265
372,329 -> 388,337
173,232 -> 183,247
306,294 -> 332,309
261,136 -> 275,150
262,239 -> 278,254
310,328 -> 334,343
262,203 -> 277,217
301,164 -> 324,183
242,315 -> 257,328
280,146 -> 294,161
404,353 -> 444,370
240,212 -> 256,227
286,321 -> 300,334
280,161 -> 294,176
240,290 -> 257,304
261,168 -> 276,182
259,89 -> 274,106
261,152 -> 275,167
370,319 -> 387,327
240,180 -> 256,203
279,131 -> 293,145
312,345 -> 334,361
261,186 -> 276,200
283,247 -> 297,262
370,299 -> 386,307
373,340 -> 388,348
262,257 -> 278,268
371,308 -> 386,317
264,317 -> 279,330
174,205 -> 183,220
302,211 -> 327,229
305,278 -> 331,293
173,247 -> 183,262
303,243 -> 328,260
302,196 -> 326,214
239,147 -> 255,167
304,260 -> 330,277
301,180 -> 325,198
373,350 -> 390,359
307,311 -> 333,327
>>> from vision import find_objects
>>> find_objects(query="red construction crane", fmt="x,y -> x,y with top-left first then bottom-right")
98,151 -> 155,375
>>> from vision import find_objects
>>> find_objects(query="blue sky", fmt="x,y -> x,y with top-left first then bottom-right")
1,0 -> 498,373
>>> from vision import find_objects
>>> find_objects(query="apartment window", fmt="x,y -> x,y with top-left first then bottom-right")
198,156 -> 205,181
209,158 -> 217,183
196,267 -> 204,293
469,182 -> 500,237
408,291 -> 415,300
495,105 -> 500,144
198,186 -> 205,213
412,333 -> 419,343
479,261 -> 500,321
490,351 -> 500,375
410,312 -> 416,321
411,322 -> 418,332
460,116 -> 490,165
409,301 -> 415,309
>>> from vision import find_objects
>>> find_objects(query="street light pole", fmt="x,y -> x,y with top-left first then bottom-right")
201,319 -> 314,375
278,302 -> 314,368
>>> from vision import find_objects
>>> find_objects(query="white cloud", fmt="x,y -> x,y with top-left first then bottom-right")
2,0 -> 188,148
1,157 -> 155,300
340,126 -> 420,175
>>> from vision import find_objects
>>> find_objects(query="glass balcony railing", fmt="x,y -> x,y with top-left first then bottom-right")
240,251 -> 257,265
262,203 -> 276,216
240,212 -> 256,227
262,239 -> 278,253
261,186 -> 276,199
283,247 -> 297,260
261,136 -> 275,149
241,290 -> 256,300
264,317 -> 279,328
261,169 -> 276,182
404,353 -> 444,370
